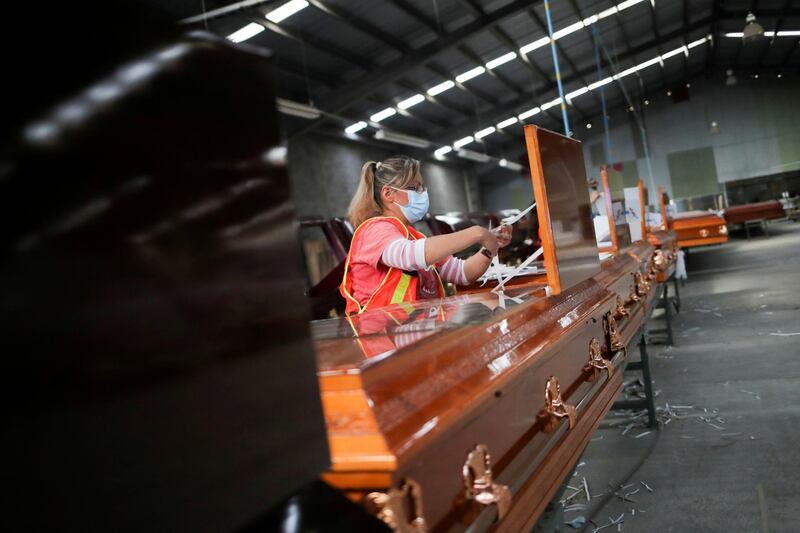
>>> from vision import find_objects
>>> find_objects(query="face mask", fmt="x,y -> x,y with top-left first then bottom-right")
392,188 -> 429,223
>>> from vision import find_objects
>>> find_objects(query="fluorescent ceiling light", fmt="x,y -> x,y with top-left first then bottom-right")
565,86 -> 589,100
344,121 -> 367,134
588,77 -> 613,91
724,32 -> 744,37
688,37 -> 708,49
518,107 -> 541,120
427,80 -> 455,96
499,159 -> 524,172
582,14 -> 599,26
266,0 -> 309,23
597,6 -> 618,19
661,47 -> 685,60
453,135 -> 474,149
552,21 -> 585,40
475,126 -> 496,139
727,30 -> 800,38
227,22 -> 265,43
276,98 -> 320,119
455,66 -> 486,83
636,56 -> 663,70
497,117 -> 518,129
777,30 -> 800,36
374,129 -> 430,149
616,0 -> 646,12
434,146 -> 453,157
457,149 -> 490,163
398,94 -> 425,109
486,51 -> 517,69
370,107 -> 397,122
540,98 -> 561,111
520,36 -> 550,55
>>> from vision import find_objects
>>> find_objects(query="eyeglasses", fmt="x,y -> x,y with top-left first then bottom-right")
391,184 -> 427,194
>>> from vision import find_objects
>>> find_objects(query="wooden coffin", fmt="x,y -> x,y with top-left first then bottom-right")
314,281 -> 626,531
311,126 -> 662,531
672,210 -> 728,248
723,200 -> 785,224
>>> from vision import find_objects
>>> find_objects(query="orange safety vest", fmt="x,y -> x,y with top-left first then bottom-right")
340,216 -> 445,315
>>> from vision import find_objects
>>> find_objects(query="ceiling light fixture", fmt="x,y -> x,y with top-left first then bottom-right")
455,66 -> 486,83
398,94 -> 425,109
427,80 -> 455,96
518,107 -> 541,120
374,129 -> 430,148
453,136 -> 475,149
276,98 -> 320,119
457,149 -> 491,163
344,121 -> 368,134
486,52 -> 517,69
499,158 -> 524,172
266,0 -> 309,23
497,117 -> 518,129
475,126 -> 496,139
226,22 -> 265,43
370,107 -> 397,122
434,146 -> 453,158
540,98 -> 562,111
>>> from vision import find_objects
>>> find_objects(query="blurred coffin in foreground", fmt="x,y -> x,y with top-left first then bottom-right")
1,6 -> 328,530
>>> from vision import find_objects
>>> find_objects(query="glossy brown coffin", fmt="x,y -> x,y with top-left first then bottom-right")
723,200 -> 785,224
314,241 -> 666,532
315,279 -> 627,531
672,211 -> 729,248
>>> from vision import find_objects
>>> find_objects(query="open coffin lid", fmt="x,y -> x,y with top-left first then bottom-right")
313,126 -> 642,531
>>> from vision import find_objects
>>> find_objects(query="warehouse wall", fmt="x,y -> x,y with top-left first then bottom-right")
288,132 -> 478,218
579,75 -> 800,204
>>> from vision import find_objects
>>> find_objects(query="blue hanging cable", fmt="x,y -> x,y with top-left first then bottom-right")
592,24 -> 612,165
543,0 -> 570,136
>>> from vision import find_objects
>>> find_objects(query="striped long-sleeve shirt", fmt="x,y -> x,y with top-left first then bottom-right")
382,238 -> 467,285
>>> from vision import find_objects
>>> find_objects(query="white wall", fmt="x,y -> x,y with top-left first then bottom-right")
579,76 -> 800,201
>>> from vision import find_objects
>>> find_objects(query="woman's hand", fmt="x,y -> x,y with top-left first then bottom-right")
493,224 -> 512,249
473,226 -> 499,257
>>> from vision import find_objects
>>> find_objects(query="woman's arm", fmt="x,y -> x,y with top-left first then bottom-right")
428,225 -> 512,284
423,226 -> 498,265
462,251 -> 493,283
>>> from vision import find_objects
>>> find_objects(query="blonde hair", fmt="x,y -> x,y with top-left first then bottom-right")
347,155 -> 421,228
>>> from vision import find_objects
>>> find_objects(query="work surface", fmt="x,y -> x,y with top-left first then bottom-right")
572,222 -> 800,532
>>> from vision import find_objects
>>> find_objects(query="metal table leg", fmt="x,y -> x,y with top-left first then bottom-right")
663,284 -> 673,346
672,276 -> 681,313
639,334 -> 658,429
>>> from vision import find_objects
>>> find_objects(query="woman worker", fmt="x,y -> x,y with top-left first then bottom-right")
340,155 -> 511,315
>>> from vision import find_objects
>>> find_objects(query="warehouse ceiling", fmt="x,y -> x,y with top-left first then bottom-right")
149,0 -> 800,161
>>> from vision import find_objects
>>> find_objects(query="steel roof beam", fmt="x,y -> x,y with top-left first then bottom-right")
317,0 -> 539,114
431,16 -> 716,145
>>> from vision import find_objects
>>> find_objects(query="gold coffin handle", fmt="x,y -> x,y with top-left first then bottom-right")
540,376 -> 577,433
583,337 -> 614,382
365,479 -> 427,532
462,444 -> 512,521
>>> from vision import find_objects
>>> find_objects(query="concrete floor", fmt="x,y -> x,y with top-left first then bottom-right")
569,221 -> 800,533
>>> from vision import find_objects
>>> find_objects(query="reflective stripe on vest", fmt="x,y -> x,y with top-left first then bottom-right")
390,272 -> 412,305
